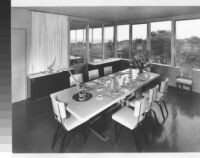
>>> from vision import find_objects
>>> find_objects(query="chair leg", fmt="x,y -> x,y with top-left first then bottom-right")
181,84 -> 183,90
114,122 -> 120,143
155,101 -> 165,123
62,132 -> 74,152
162,100 -> 168,117
140,123 -> 148,146
132,130 -> 141,152
151,109 -> 159,127
189,85 -> 192,92
158,102 -> 165,122
148,112 -> 156,137
51,124 -> 62,149
61,132 -> 67,152
83,125 -> 90,145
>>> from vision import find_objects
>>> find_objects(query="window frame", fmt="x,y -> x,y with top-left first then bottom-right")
69,28 -> 86,66
149,20 -> 172,65
104,26 -> 115,59
116,24 -> 130,59
69,14 -> 200,70
175,18 -> 200,69
132,23 -> 148,59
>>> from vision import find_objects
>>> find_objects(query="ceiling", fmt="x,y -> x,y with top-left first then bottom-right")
22,6 -> 200,24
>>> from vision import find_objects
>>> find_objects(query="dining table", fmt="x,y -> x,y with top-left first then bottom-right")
51,68 -> 160,141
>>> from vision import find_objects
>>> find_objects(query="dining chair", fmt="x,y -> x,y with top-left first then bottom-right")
70,73 -> 83,87
50,94 -> 87,152
142,79 -> 169,122
142,84 -> 159,115
88,69 -> 99,80
140,85 -> 160,131
104,66 -> 113,76
156,78 -> 169,121
176,64 -> 193,92
130,87 -> 158,137
112,97 -> 149,151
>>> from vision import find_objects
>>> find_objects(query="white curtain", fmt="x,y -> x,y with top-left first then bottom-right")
28,11 -> 69,74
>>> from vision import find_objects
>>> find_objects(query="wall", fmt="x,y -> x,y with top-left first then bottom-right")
11,30 -> 26,103
11,8 -> 32,68
11,8 -> 32,103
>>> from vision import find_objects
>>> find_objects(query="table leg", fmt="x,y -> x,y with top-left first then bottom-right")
88,125 -> 109,142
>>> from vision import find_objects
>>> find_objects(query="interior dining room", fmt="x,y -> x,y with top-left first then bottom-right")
11,1 -> 200,156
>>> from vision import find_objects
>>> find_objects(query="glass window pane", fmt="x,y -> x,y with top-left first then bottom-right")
89,27 -> 103,62
117,25 -> 129,59
70,30 -> 76,43
70,28 -> 86,65
104,26 -> 114,59
132,24 -> 147,60
150,21 -> 171,65
176,19 -> 200,68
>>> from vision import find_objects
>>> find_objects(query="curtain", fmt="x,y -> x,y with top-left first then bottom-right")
28,11 -> 69,74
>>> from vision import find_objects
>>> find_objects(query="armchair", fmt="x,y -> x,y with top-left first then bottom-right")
176,64 -> 193,92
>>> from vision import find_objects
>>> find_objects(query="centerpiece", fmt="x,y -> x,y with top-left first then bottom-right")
69,71 -> 92,102
129,54 -> 151,74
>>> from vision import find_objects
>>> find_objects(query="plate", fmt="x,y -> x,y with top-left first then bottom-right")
95,94 -> 104,100
97,86 -> 103,92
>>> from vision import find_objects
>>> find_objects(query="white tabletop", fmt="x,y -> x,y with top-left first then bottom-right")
51,69 -> 160,123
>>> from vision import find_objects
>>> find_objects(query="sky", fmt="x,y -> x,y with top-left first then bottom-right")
176,19 -> 200,39
132,24 -> 147,40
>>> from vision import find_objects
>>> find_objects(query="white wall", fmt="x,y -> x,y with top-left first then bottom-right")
11,29 -> 26,103
11,8 -> 32,103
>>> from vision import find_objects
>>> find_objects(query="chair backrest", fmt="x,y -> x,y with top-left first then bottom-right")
160,78 -> 169,95
153,84 -> 159,102
133,100 -> 141,118
134,97 -> 147,123
179,63 -> 193,79
88,69 -> 99,80
104,66 -> 113,76
148,88 -> 154,105
70,73 -> 83,87
50,94 -> 67,123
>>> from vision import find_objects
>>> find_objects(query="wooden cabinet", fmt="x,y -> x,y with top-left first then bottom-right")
27,70 -> 72,101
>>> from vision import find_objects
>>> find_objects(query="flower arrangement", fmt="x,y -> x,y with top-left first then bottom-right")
129,54 -> 150,74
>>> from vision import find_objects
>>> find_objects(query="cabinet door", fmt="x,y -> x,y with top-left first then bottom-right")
29,71 -> 71,101
30,78 -> 42,100
48,72 -> 69,94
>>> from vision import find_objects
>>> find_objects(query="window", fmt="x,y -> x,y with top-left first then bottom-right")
70,29 -> 86,65
132,24 -> 147,59
117,25 -> 129,59
150,21 -> 171,65
104,26 -> 114,59
176,19 -> 200,68
89,27 -> 103,62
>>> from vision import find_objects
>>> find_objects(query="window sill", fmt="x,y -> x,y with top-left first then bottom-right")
88,58 -> 121,65
151,63 -> 200,72
151,62 -> 173,68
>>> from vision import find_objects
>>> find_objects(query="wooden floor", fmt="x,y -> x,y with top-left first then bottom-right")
12,86 -> 200,153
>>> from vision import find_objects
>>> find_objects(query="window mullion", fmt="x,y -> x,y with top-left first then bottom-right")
171,20 -> 176,66
147,22 -> 151,60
